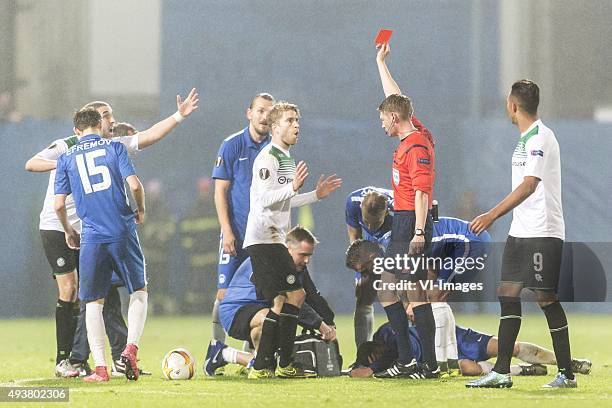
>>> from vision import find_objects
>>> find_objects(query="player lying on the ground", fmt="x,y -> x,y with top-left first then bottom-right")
345,210 -> 491,375
25,90 -> 198,378
349,321 -> 592,378
204,226 -> 336,377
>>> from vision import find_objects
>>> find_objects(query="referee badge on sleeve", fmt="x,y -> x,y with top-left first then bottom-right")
215,156 -> 223,167
259,168 -> 270,180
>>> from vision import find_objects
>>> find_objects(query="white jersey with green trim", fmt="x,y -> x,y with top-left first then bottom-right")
37,134 -> 139,233
509,119 -> 564,240
243,142 -> 318,247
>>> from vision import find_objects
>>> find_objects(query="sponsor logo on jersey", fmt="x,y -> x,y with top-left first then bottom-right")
531,149 -> 544,157
259,168 -> 270,180
215,156 -> 223,167
218,274 -> 226,284
535,273 -> 543,282
56,257 -> 66,267
417,157 -> 430,165
277,176 -> 293,184
392,168 -> 400,185
286,274 -> 296,284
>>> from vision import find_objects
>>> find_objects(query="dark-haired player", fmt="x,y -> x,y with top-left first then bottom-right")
467,80 -> 574,389
55,108 -> 148,381
350,322 -> 591,378
26,89 -> 198,377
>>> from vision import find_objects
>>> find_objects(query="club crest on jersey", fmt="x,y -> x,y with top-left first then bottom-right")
259,168 -> 270,180
56,257 -> 66,267
215,156 -> 223,167
392,168 -> 400,185
218,274 -> 226,284
531,149 -> 544,157
286,274 -> 296,284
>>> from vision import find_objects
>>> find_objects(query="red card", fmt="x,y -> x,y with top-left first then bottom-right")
375,29 -> 393,45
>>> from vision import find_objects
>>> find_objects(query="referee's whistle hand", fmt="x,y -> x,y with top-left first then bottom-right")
469,212 -> 494,235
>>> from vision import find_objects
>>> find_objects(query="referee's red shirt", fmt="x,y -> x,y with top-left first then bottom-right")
391,116 -> 435,211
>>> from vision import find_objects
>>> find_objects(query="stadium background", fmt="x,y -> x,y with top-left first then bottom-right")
1,0 -> 611,318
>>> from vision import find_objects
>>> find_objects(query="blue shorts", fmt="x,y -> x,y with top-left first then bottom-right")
79,229 -> 146,302
456,326 -> 492,362
217,233 -> 249,289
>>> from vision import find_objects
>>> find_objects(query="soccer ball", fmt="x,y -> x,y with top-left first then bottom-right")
161,348 -> 196,380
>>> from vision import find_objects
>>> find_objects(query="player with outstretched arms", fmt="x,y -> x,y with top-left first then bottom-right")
243,101 -> 342,378
26,89 -> 198,377
54,108 -> 149,382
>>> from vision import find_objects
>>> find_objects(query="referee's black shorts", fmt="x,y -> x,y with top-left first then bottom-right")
501,236 -> 563,292
40,229 -> 79,276
246,243 -> 303,302
385,210 -> 433,281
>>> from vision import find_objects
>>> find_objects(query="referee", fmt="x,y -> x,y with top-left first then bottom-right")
467,80 -> 575,389
372,43 -> 439,379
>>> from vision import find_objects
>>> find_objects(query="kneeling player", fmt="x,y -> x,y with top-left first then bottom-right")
205,226 -> 336,377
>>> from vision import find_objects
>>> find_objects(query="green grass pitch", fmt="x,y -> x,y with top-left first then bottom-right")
1,313 -> 611,407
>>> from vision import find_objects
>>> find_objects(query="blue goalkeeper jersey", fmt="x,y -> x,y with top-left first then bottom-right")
55,134 -> 136,244
345,186 -> 394,249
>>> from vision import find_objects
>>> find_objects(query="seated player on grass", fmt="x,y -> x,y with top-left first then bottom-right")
204,226 -> 336,377
349,321 -> 591,378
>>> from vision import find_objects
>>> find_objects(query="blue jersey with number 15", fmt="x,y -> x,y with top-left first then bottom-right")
55,134 -> 136,244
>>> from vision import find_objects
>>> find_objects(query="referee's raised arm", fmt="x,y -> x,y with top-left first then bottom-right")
376,43 -> 401,97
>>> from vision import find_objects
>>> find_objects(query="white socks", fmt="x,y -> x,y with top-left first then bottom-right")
127,290 -> 148,346
222,347 -> 239,364
516,342 -> 556,365
86,302 -> 106,367
432,302 -> 458,363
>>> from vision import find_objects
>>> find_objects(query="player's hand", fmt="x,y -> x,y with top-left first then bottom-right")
222,229 -> 237,256
292,161 -> 308,191
315,174 -> 342,199
469,211 -> 494,235
64,229 -> 80,250
408,234 -> 425,256
376,42 -> 390,63
177,88 -> 199,118
406,303 -> 415,322
319,322 -> 337,342
134,208 -> 145,224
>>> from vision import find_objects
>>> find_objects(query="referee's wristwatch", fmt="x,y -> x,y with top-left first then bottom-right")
414,228 -> 425,237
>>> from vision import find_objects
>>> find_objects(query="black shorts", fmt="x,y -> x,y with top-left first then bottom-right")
385,210 -> 433,281
40,229 -> 78,276
501,236 -> 563,291
246,243 -> 303,302
229,304 -> 268,347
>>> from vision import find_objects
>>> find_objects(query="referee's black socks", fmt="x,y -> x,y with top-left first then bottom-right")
542,301 -> 574,380
383,302 -> 414,364
278,303 -> 300,368
55,299 -> 75,364
253,310 -> 279,370
412,303 -> 438,370
493,296 -> 522,375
